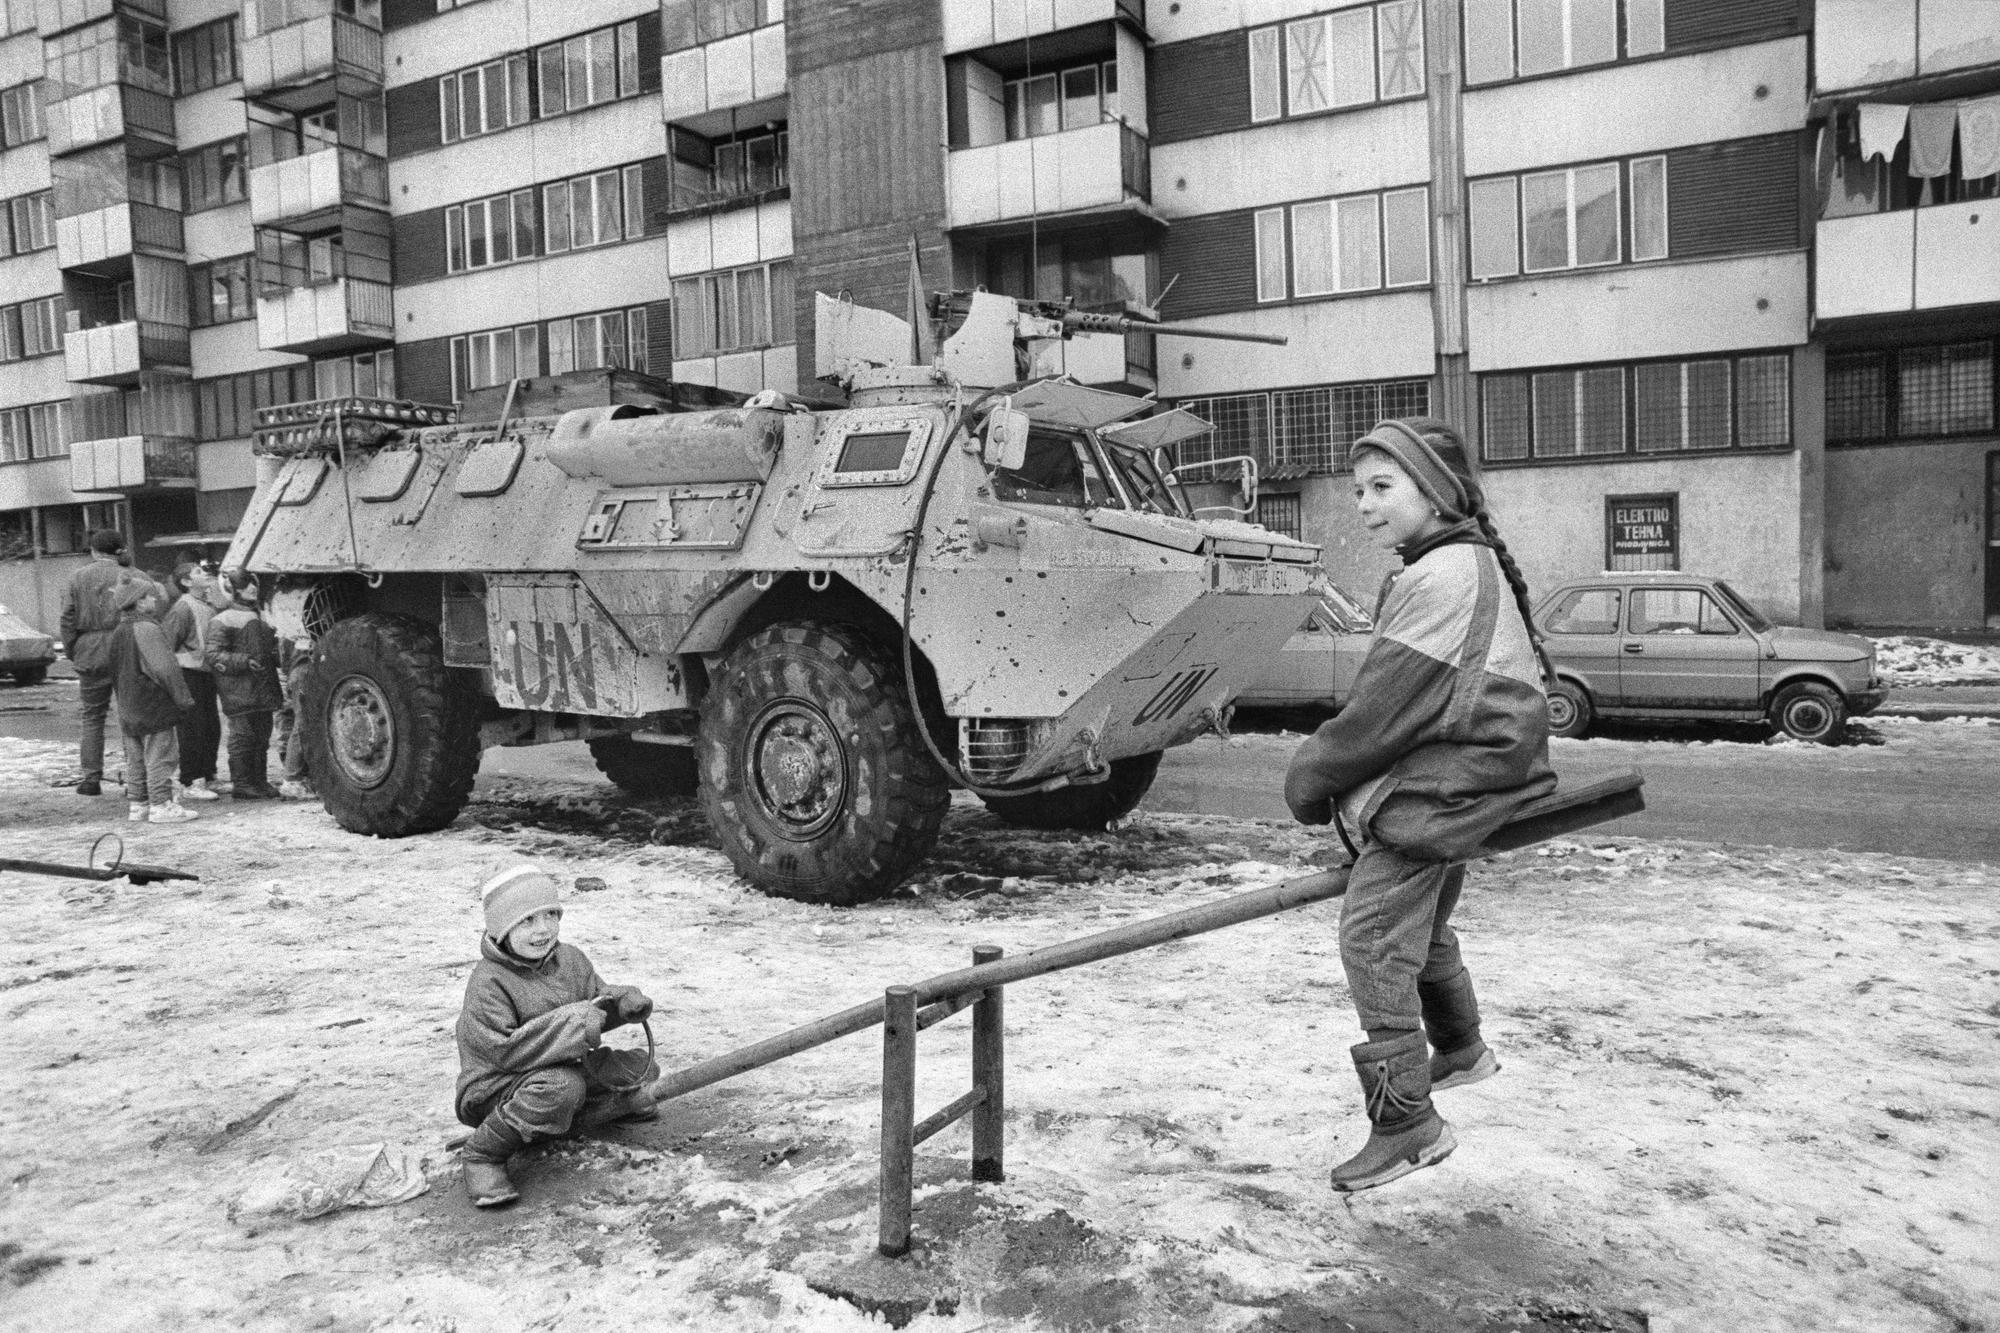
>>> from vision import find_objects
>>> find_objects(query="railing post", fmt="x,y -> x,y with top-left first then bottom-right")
878,985 -> 918,1258
971,945 -> 1005,1184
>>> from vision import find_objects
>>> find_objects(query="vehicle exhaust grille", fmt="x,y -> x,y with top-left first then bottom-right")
961,718 -> 1033,784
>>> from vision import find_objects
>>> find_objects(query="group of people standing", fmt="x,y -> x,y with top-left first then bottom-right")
57,528 -> 310,824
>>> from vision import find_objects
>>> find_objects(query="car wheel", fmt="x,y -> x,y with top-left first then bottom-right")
697,621 -> 950,906
1769,681 -> 1846,744
11,664 -> 46,687
978,752 -> 1164,830
1546,680 -> 1592,739
301,613 -> 482,835
589,735 -> 698,799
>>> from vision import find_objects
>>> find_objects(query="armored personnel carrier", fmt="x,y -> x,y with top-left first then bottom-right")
228,292 -> 1322,904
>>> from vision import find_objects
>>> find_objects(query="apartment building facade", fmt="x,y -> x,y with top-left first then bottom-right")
0,0 -> 1994,635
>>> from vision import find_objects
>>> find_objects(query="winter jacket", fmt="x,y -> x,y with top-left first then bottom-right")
161,593 -> 215,674
108,612 -> 193,736
59,557 -> 127,674
204,604 -> 283,716
1284,526 -> 1555,862
454,937 -> 649,1122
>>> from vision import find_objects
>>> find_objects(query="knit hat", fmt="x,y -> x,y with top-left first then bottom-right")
115,574 -> 161,612
481,865 -> 561,941
1349,419 -> 1471,521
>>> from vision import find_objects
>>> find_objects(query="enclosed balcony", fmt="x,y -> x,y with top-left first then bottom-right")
62,258 -> 189,385
1817,204 -> 2000,320
941,0 -> 1145,55
663,122 -> 787,218
240,0 -> 384,111
660,19 -> 784,128
35,0 -> 164,39
247,96 -> 388,229
52,146 -> 182,270
41,9 -> 174,156
1815,0 -> 2000,95
948,120 -> 1151,230
66,381 -> 197,495
254,208 -> 393,354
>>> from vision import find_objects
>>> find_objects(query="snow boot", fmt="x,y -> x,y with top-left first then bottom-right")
461,1119 -> 526,1208
1420,969 -> 1499,1091
1328,1030 -> 1456,1193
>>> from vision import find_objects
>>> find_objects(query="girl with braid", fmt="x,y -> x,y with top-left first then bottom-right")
1284,417 -> 1556,1192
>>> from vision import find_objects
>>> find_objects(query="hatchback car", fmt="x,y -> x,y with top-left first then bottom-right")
0,603 -> 56,686
1534,573 -> 1882,743
1234,583 -> 1374,711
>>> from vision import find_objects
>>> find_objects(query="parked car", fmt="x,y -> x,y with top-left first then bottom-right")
1235,583 -> 1374,711
1533,573 -> 1883,743
0,604 -> 55,686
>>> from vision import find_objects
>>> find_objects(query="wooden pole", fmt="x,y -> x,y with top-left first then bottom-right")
878,985 -> 918,1259
971,944 -> 1005,1183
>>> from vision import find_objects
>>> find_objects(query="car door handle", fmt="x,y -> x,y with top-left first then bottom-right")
1623,643 -> 1644,654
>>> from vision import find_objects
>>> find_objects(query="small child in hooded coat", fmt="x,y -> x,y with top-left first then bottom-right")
454,866 -> 659,1207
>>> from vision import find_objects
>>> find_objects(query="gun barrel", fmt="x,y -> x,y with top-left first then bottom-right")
1060,310 -> 1287,345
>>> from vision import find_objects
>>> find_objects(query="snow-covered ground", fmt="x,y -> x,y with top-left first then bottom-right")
1871,635 -> 2000,686
1,731 -> 1995,1333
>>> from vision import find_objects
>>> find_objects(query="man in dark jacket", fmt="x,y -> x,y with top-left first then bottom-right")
59,528 -> 131,796
203,569 -> 283,800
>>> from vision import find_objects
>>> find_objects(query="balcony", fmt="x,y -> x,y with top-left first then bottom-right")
249,146 -> 388,228
1815,0 -> 2000,94
46,83 -> 174,156
241,13 -> 384,110
67,433 -> 196,492
942,0 -> 1145,55
661,21 -> 785,129
54,200 -> 181,269
63,320 -> 190,385
1817,204 -> 2000,320
256,276 -> 393,354
947,120 -> 1151,232
35,0 -> 164,37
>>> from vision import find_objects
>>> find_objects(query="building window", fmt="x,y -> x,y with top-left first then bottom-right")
535,20 -> 641,119
668,125 -> 789,211
440,55 -> 529,142
194,365 -> 317,441
662,0 -> 781,51
1177,379 -> 1432,473
445,188 -> 536,272
1256,187 -> 1431,301
0,402 -> 73,463
1256,492 -> 1303,540
1470,155 -> 1664,279
1004,60 -> 1117,141
672,260 -> 794,358
181,137 -> 248,212
1,296 -> 67,362
548,307 -> 649,375
1249,1 -> 1425,124
3,192 -> 55,256
188,255 -> 255,327
450,324 -> 540,399
172,16 -> 238,94
1464,0 -> 1664,86
542,165 -> 643,254
1,81 -> 44,148
315,349 -> 396,399
1481,352 -> 1792,463
1827,342 -> 1995,444
1,0 -> 34,37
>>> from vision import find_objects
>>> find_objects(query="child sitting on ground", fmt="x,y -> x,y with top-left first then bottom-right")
455,866 -> 660,1208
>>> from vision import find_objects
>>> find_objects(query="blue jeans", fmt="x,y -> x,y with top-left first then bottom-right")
1339,845 -> 1469,1032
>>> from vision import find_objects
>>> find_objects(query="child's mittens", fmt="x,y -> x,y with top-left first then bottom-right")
1283,769 -> 1334,825
559,999 -> 608,1048
601,986 -> 653,1023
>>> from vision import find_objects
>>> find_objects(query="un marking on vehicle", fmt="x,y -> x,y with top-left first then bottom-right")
1133,665 -> 1219,726
1214,560 -> 1311,595
507,620 -> 598,710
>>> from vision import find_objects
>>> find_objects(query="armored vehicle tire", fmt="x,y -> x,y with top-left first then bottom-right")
11,665 -> 46,686
978,752 -> 1163,831
1769,681 -> 1846,744
698,621 -> 950,906
1546,681 -> 1592,739
589,736 -> 699,799
300,613 -> 481,836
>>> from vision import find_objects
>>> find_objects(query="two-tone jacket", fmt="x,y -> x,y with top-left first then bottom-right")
454,937 -> 647,1122
1285,526 -> 1555,862
203,604 -> 282,716
107,609 -> 193,735
161,592 -> 215,675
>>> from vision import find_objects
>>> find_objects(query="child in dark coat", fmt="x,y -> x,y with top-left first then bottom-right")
106,575 -> 197,824
203,569 -> 283,800
455,866 -> 659,1208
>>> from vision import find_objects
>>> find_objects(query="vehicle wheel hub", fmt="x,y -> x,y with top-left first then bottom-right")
329,675 -> 395,789
1789,700 -> 1830,733
751,704 -> 845,837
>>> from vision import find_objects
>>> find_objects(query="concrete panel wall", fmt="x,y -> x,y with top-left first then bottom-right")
0,552 -> 90,639
394,237 -> 671,340
1149,0 -> 1374,43
388,98 -> 665,214
1154,289 -> 1437,396
1483,451 -> 1807,624
1824,437 -> 1996,630
1151,97 -> 1429,217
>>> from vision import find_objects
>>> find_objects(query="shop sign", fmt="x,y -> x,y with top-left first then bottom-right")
1606,493 -> 1678,570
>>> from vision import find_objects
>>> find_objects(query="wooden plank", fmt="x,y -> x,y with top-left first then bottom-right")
912,1086 -> 987,1146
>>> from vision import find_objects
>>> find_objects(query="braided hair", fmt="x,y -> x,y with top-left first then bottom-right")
1373,416 -> 1557,686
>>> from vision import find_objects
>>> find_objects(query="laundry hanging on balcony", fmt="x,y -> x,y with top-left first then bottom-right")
1857,102 -> 1908,163
1960,95 -> 2000,181
1907,104 -> 1960,178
